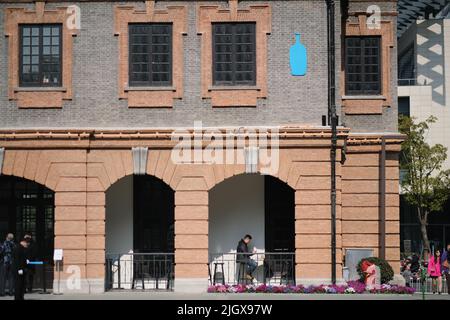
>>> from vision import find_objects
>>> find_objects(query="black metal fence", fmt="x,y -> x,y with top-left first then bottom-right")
29,261 -> 53,293
209,252 -> 295,286
398,78 -> 417,86
105,253 -> 174,291
408,276 -> 448,294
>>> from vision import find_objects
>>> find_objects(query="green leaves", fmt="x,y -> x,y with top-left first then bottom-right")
399,115 -> 450,218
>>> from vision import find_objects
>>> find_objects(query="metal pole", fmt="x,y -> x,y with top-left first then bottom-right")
327,0 -> 337,285
42,261 -> 47,293
380,137 -> 386,259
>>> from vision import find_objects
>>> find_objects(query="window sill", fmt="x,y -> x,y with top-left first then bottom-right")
208,86 -> 260,92
125,86 -> 176,92
342,95 -> 386,100
14,87 -> 67,92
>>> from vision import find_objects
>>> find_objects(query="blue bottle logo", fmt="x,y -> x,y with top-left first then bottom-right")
290,33 -> 307,76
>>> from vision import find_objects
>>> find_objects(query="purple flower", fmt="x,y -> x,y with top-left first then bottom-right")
255,284 -> 267,293
347,280 -> 366,293
207,282 -> 415,295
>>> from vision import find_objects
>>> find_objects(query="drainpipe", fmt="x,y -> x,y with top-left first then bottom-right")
326,0 -> 337,285
379,137 -> 386,260
378,134 -> 404,259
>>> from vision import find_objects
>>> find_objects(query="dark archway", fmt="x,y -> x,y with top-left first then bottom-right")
0,175 -> 54,260
105,174 -> 175,290
0,175 -> 55,290
208,173 -> 295,285
264,175 -> 295,252
133,175 -> 175,253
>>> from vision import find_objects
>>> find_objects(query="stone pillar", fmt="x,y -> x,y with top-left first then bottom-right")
53,151 -> 88,293
294,160 -> 343,285
53,150 -> 106,293
86,190 -> 106,293
174,180 -> 209,293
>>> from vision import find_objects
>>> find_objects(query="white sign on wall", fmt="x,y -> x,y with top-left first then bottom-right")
53,249 -> 64,261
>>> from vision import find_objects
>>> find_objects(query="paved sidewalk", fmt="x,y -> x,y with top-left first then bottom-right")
1,291 -> 450,300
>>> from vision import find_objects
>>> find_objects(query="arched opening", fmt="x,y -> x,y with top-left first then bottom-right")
105,175 -> 174,290
209,174 -> 295,286
0,175 -> 54,292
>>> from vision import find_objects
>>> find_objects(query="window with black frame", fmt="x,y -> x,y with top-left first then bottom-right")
213,23 -> 256,86
345,36 -> 381,95
129,24 -> 172,87
19,24 -> 62,87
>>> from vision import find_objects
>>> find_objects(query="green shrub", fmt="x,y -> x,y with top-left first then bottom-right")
356,257 -> 394,284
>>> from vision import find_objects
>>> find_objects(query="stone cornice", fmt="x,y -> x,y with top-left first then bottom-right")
0,127 -> 404,151
0,126 -> 350,140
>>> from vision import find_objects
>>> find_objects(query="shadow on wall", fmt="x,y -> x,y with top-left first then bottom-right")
416,19 -> 446,107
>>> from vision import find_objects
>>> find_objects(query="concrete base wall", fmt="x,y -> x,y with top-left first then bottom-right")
175,278 -> 209,293
53,278 -> 105,294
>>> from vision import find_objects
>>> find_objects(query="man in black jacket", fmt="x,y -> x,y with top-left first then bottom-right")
236,234 -> 257,280
24,232 -> 37,293
0,233 -> 16,296
13,238 -> 29,300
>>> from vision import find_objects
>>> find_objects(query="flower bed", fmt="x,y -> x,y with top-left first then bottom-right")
207,281 -> 415,294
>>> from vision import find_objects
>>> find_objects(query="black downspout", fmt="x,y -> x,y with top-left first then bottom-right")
327,0 -> 337,285
379,137 -> 386,260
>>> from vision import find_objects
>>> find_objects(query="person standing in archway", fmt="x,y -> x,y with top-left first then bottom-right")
24,232 -> 37,293
13,238 -> 29,300
0,233 -> 16,296
236,234 -> 257,281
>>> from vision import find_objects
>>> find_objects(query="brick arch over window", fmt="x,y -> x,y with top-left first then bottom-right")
341,14 -> 394,115
114,0 -> 187,108
4,2 -> 79,108
197,0 -> 272,107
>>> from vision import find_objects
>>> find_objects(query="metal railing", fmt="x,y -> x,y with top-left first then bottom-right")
105,253 -> 174,291
28,261 -> 53,293
407,276 -> 448,294
398,78 -> 417,86
209,252 -> 295,286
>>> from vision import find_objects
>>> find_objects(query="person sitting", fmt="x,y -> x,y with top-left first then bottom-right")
236,234 -> 257,281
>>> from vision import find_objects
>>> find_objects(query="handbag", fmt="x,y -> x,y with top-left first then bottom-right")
443,259 -> 449,269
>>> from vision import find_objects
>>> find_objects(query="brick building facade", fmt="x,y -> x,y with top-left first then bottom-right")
0,0 -> 402,293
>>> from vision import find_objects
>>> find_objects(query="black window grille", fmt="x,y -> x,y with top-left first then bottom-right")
129,24 -> 172,86
345,36 -> 381,95
398,44 -> 415,80
19,24 -> 62,87
213,23 -> 256,86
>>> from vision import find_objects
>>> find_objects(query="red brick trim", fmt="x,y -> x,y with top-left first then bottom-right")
4,1 -> 78,108
197,0 -> 271,107
341,14 -> 394,115
114,0 -> 187,108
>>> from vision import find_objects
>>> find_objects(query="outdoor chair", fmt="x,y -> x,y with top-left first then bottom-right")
212,262 -> 225,285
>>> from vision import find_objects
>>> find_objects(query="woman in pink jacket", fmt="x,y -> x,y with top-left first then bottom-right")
427,249 -> 442,294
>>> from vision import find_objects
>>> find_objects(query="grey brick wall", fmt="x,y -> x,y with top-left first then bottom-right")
341,0 -> 399,133
0,0 -> 397,133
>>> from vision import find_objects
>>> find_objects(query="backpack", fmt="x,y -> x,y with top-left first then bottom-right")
2,241 -> 14,265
